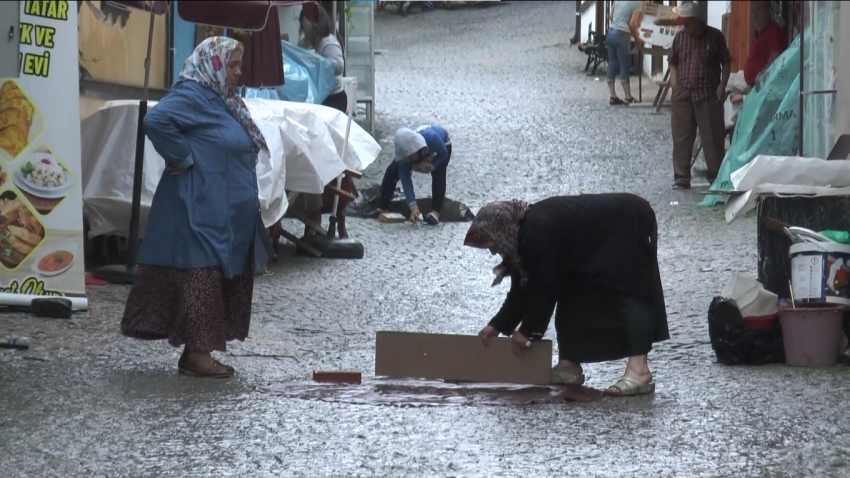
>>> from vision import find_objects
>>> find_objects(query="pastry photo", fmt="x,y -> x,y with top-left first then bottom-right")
0,190 -> 46,270
13,147 -> 76,215
0,79 -> 45,162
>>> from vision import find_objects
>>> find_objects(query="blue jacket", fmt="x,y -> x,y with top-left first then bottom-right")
398,125 -> 451,207
139,81 -> 273,278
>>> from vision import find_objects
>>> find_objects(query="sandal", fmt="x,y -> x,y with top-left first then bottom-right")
610,97 -> 625,105
605,376 -> 655,397
624,97 -> 638,104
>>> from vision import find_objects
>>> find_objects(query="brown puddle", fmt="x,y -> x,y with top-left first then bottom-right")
256,378 -> 604,407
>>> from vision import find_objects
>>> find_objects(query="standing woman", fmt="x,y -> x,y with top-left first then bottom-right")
300,2 -> 347,113
466,193 -> 670,396
606,1 -> 644,105
121,37 -> 274,378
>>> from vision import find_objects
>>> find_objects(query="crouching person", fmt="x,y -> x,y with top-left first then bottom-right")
378,125 -> 452,225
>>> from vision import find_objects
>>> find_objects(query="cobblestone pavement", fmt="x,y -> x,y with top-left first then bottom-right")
2,2 -> 849,477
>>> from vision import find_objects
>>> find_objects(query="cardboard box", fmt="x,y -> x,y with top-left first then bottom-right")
375,331 -> 553,385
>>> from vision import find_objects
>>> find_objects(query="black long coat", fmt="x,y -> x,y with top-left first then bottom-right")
487,193 -> 670,362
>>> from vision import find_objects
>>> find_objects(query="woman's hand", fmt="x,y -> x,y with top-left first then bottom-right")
165,165 -> 188,175
479,325 -> 498,346
510,331 -> 531,356
410,206 -> 422,222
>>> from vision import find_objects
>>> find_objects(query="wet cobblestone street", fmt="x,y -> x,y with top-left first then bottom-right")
2,2 -> 850,477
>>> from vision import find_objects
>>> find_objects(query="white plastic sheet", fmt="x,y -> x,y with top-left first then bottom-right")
724,155 -> 850,223
81,99 -> 380,237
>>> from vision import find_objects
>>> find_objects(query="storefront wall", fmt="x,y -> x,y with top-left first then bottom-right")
834,4 -> 850,148
801,0 -> 841,158
77,2 -> 169,119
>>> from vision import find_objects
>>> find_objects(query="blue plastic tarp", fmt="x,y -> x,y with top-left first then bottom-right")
700,33 -> 803,207
244,40 -> 336,104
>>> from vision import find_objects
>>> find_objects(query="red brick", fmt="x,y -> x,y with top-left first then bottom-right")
313,370 -> 362,384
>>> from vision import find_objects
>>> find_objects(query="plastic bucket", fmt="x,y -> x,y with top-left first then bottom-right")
789,241 -> 850,307
778,305 -> 845,367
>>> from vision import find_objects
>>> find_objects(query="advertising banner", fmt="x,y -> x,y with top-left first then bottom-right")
638,2 -> 683,49
0,1 -> 87,310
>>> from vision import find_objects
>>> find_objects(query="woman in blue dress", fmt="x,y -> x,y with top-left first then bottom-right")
121,37 -> 274,378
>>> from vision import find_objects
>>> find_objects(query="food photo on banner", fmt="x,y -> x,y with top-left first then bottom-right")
0,1 -> 88,310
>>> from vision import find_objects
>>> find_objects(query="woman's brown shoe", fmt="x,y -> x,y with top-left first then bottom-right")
179,349 -> 235,373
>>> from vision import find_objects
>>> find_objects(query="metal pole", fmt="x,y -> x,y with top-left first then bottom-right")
93,12 -> 155,283
569,0 -> 581,45
126,13 -> 156,269
798,3 -> 805,157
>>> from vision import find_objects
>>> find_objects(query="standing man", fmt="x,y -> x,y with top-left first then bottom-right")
743,2 -> 788,87
668,2 -> 731,190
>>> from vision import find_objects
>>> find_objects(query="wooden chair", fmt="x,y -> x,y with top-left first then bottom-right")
268,77 -> 362,259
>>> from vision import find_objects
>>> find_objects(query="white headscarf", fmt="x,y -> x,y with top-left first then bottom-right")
177,36 -> 268,153
393,127 -> 427,162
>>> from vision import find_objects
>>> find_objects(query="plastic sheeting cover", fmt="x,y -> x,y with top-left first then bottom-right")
81,99 -> 380,238
243,41 -> 336,104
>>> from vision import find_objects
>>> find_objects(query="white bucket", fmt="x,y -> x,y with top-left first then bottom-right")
789,241 -> 850,306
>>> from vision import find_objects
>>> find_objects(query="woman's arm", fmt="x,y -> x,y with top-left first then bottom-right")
629,9 -> 644,44
397,161 -> 417,208
488,273 -> 525,336
516,283 -> 558,341
143,87 -> 198,169
318,37 -> 345,76
428,139 -> 449,172
514,223 -> 561,340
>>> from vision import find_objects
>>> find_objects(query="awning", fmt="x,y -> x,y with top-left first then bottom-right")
107,0 -> 307,87
178,1 -> 309,31
107,1 -> 169,15
109,1 -> 304,31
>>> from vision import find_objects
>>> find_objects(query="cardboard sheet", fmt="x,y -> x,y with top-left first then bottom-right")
375,331 -> 553,385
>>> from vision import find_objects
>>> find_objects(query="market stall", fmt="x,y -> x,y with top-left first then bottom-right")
80,98 -> 380,239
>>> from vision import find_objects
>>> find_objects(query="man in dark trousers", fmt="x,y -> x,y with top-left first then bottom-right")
668,1 -> 731,190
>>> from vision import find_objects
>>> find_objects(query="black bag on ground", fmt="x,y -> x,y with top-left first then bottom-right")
707,296 -> 785,365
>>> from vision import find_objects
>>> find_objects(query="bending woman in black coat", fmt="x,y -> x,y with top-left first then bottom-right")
464,193 -> 669,396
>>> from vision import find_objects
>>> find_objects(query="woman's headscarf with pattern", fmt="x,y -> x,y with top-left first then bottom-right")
178,36 -> 268,154
463,199 -> 531,287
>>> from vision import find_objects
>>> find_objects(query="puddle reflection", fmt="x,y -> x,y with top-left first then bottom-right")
257,378 -> 604,407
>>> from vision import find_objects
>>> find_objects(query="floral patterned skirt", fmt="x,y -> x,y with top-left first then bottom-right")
120,253 -> 254,353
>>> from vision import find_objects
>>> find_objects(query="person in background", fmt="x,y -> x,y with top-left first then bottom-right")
743,2 -> 787,87
467,193 -> 669,396
378,125 -> 452,225
300,2 -> 347,113
668,1 -> 731,190
606,1 -> 644,105
121,37 -> 274,378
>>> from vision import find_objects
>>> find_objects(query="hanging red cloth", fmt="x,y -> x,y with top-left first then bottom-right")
232,6 -> 285,87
